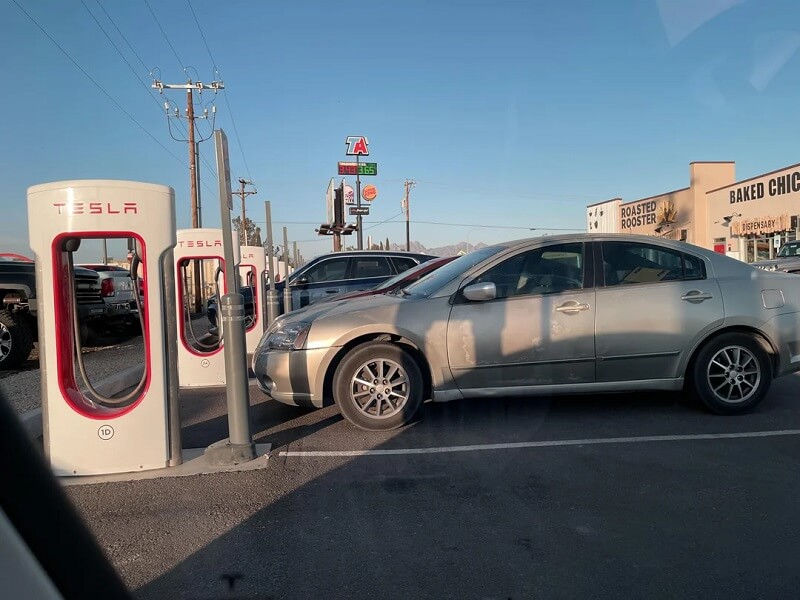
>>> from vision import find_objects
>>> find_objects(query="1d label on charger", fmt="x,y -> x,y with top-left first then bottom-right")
98,425 -> 114,440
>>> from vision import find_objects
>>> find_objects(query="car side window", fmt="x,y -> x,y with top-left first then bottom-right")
601,242 -> 705,286
301,257 -> 349,283
352,257 -> 392,278
471,243 -> 585,299
391,257 -> 418,273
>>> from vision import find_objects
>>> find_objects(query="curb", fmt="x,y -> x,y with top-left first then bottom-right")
17,364 -> 145,441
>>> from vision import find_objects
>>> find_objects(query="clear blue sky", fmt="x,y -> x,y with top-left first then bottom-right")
3,0 -> 800,260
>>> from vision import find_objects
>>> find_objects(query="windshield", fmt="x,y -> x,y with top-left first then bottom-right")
778,242 -> 800,257
373,258 -> 440,291
402,246 -> 504,297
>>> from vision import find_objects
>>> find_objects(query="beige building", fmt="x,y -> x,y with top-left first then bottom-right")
588,160 -> 800,263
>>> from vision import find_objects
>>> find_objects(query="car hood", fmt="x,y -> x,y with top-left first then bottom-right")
752,256 -> 800,269
281,292 -> 407,324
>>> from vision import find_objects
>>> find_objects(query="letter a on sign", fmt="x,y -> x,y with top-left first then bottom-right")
345,136 -> 369,156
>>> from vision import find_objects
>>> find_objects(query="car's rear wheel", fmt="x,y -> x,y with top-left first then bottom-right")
333,341 -> 423,430
692,333 -> 772,414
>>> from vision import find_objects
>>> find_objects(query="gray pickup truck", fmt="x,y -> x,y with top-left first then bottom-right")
0,255 -> 107,369
752,240 -> 800,273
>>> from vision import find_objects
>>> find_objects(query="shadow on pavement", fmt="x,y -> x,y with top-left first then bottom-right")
132,384 -> 800,600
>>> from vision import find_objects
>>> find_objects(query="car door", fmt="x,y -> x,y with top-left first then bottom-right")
446,242 -> 595,392
595,240 -> 724,382
291,256 -> 351,308
346,256 -> 395,293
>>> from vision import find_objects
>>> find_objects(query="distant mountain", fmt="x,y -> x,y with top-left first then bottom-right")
388,241 -> 487,257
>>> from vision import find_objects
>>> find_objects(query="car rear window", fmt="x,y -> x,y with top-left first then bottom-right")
352,257 -> 392,278
391,257 -> 418,273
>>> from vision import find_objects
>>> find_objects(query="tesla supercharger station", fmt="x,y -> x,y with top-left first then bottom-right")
175,228 -> 240,387
239,245 -> 266,352
27,180 -> 177,476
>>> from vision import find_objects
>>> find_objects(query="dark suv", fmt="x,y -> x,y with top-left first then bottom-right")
277,251 -> 437,311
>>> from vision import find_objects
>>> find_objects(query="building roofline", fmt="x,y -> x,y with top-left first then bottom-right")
586,197 -> 622,208
622,187 -> 690,205
689,161 -> 735,165
706,160 -> 800,193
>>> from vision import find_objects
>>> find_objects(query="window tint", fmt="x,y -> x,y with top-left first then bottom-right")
684,253 -> 705,279
352,257 -> 392,278
302,257 -> 349,283
471,243 -> 584,299
601,242 -> 705,286
391,257 -> 418,273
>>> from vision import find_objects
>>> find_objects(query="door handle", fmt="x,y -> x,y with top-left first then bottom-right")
555,301 -> 590,314
681,290 -> 714,303
325,289 -> 340,294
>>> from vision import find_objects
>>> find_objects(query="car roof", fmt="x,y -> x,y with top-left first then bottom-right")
494,233 -> 716,255
305,250 -> 437,263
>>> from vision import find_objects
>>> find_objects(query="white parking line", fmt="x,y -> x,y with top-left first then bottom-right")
278,429 -> 800,457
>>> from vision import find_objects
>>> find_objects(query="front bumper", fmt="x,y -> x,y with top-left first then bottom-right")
252,347 -> 333,408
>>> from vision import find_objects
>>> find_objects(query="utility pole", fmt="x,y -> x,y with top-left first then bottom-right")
154,77 -> 223,313
403,180 -> 415,252
232,178 -> 257,245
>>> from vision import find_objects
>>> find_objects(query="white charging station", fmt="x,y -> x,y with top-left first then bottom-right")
239,245 -> 266,352
27,180 -> 176,476
175,228 -> 239,388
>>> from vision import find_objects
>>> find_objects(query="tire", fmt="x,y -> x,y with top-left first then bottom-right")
0,309 -> 35,370
691,333 -> 772,415
332,341 -> 424,430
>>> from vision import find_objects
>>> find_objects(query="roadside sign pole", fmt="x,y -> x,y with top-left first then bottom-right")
283,227 -> 292,312
264,200 -> 279,324
356,154 -> 363,249
205,129 -> 256,466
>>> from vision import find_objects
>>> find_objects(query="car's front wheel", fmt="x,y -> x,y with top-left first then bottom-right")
333,341 -> 424,430
692,333 -> 772,414
0,310 -> 34,370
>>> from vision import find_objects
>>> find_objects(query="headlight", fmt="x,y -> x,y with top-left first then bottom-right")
261,321 -> 311,351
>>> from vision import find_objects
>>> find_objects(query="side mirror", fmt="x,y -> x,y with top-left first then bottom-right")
293,276 -> 309,286
463,282 -> 496,302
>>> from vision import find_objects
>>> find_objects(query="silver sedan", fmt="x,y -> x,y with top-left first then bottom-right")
252,234 -> 800,430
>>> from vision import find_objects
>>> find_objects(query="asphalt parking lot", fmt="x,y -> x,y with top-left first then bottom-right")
59,374 -> 800,600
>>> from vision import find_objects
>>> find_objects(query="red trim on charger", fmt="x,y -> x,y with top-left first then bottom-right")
239,263 -> 259,331
177,255 -> 226,357
51,231 -> 152,420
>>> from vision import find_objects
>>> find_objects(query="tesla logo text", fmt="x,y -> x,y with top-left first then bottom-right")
178,240 -> 222,248
345,136 -> 369,156
53,202 -> 138,215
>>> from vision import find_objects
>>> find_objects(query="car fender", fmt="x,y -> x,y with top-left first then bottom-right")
311,320 -> 455,398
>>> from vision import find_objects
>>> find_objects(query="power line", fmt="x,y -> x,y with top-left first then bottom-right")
365,212 -> 404,231
249,219 -> 577,231
80,1 -> 183,132
10,0 -> 186,168
184,2 -> 252,182
94,1 -> 150,73
222,92 -> 253,182
89,1 -> 189,141
410,220 -> 580,230
143,0 -> 185,71
187,0 -> 216,67
383,178 -> 594,202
